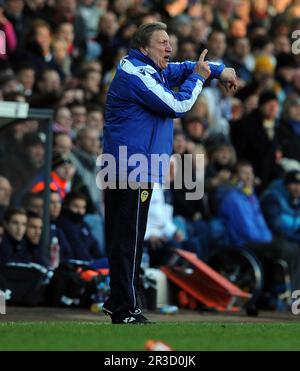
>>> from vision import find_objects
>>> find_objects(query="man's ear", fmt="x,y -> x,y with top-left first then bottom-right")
140,47 -> 148,55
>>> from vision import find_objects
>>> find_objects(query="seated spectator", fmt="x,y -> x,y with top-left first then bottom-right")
0,175 -> 12,221
0,208 -> 50,306
25,19 -> 61,76
225,36 -> 252,83
206,30 -> 226,63
31,153 -> 75,200
55,21 -> 76,59
261,170 -> 300,244
52,37 -> 72,80
86,106 -> 104,139
177,39 -> 197,63
25,210 -> 46,266
70,127 -> 102,214
68,101 -> 87,133
231,91 -> 283,192
278,97 -> 300,166
206,142 -> 236,186
0,208 -> 28,264
205,142 -> 236,214
80,68 -> 102,104
182,114 -> 209,145
22,192 -> 43,217
56,192 -> 104,265
49,190 -> 72,264
217,161 -> 300,292
16,63 -> 36,98
53,132 -> 73,157
29,68 -> 62,108
217,161 -> 272,246
52,106 -> 73,136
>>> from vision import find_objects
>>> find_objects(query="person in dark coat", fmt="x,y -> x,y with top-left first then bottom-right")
0,176 -> 12,222
278,97 -> 300,164
0,208 -> 28,264
231,90 -> 283,192
49,190 -> 72,264
44,0 -> 87,63
56,192 -> 102,263
24,211 -> 47,266
24,19 -> 63,77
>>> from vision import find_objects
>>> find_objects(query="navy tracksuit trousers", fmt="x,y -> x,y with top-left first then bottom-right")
104,185 -> 153,316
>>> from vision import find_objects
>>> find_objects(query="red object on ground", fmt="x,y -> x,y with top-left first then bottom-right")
161,249 -> 251,312
145,340 -> 174,351
78,268 -> 109,282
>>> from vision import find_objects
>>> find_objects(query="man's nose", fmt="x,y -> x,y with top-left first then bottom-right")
166,43 -> 172,53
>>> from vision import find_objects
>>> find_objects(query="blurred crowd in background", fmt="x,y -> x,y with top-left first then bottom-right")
1,0 -> 300,310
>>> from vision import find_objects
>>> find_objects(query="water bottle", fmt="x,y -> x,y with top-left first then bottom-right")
90,276 -> 111,312
141,251 -> 150,270
50,236 -> 60,269
159,305 -> 179,315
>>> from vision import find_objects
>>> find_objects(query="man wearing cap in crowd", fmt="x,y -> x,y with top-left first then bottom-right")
275,53 -> 297,97
31,153 -> 75,200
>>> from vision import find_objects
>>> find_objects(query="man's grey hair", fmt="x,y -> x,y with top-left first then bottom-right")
131,22 -> 167,49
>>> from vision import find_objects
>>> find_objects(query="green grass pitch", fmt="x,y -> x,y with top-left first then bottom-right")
0,322 -> 300,350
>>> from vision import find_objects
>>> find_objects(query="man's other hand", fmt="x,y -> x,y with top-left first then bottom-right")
220,67 -> 238,92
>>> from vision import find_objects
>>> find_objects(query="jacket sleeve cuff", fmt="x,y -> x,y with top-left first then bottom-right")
192,73 -> 206,83
208,62 -> 225,79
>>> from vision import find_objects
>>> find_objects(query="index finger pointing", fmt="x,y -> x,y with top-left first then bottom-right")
199,49 -> 208,62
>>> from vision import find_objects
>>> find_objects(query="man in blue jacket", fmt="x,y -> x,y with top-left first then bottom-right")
260,171 -> 300,292
218,162 -> 273,247
261,171 -> 300,243
217,162 -> 300,293
102,22 -> 237,324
